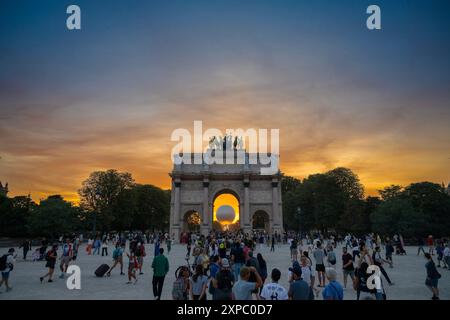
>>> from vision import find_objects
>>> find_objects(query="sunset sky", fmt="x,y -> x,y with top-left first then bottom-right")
1,0 -> 449,203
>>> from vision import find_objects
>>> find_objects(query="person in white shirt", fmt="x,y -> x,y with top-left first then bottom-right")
0,248 -> 16,292
443,243 -> 450,269
260,268 -> 288,300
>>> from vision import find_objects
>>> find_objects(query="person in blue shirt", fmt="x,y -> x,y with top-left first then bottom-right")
322,268 -> 344,300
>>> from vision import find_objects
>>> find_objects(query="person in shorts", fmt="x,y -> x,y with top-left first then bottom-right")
342,247 -> 355,288
313,242 -> 326,287
0,248 -> 16,292
40,244 -> 58,283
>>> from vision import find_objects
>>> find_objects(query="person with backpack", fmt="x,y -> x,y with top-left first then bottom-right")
152,248 -> 169,300
0,248 -> 16,292
107,243 -> 125,276
326,246 -> 337,268
212,258 -> 235,300
40,244 -> 58,283
172,265 -> 190,300
424,253 -> 441,300
59,239 -> 73,279
353,262 -> 377,300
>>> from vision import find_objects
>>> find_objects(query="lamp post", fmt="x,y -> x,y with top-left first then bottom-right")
296,207 -> 302,239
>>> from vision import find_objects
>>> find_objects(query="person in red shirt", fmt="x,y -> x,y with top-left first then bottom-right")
427,235 -> 434,255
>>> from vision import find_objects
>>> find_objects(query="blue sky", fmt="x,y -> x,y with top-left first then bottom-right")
0,0 -> 449,201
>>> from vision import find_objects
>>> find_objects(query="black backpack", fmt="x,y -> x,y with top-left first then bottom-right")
217,270 -> 233,290
0,254 -> 7,271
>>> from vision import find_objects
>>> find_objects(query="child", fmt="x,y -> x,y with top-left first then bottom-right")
126,251 -> 139,284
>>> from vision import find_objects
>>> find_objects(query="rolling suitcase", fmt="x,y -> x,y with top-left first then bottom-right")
95,264 -> 109,277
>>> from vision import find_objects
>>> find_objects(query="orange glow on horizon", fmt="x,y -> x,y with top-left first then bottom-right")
213,193 -> 240,225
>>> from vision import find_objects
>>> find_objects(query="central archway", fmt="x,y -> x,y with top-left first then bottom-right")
212,190 -> 240,232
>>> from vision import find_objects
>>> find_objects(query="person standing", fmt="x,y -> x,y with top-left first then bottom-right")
101,238 -> 109,256
190,264 -> 208,300
136,242 -> 146,275
212,258 -> 235,300
256,253 -> 268,294
322,268 -> 344,300
232,266 -> 263,300
93,237 -> 101,255
59,239 -> 73,279
427,235 -> 434,255
443,243 -> 450,269
313,241 -> 326,287
166,236 -> 172,254
288,265 -> 311,300
342,247 -> 355,289
40,244 -> 58,283
126,250 -> 138,284
424,253 -> 440,300
270,235 -> 275,252
152,248 -> 169,300
20,239 -> 32,260
86,237 -> 93,255
0,248 -> 16,292
260,268 -> 288,300
417,236 -> 425,256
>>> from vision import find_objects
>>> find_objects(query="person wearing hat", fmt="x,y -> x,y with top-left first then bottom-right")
288,264 -> 311,300
0,248 -> 16,292
212,258 -> 235,300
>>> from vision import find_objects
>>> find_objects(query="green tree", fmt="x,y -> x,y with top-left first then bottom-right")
371,198 -> 426,237
0,195 -> 34,237
378,185 -> 403,201
27,195 -> 80,238
79,169 -> 134,232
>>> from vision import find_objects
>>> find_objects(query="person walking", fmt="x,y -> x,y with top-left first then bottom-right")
152,248 -> 169,300
427,235 -> 434,255
20,239 -> 32,260
443,242 -> 450,269
424,253 -> 441,300
256,253 -> 268,294
417,236 -> 426,256
372,246 -> 394,285
0,248 -> 16,292
107,243 -> 125,276
136,242 -> 146,275
270,235 -> 275,252
40,244 -> 58,283
86,237 -> 93,255
166,236 -> 172,254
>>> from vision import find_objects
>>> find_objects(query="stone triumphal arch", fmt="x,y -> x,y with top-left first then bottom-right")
169,151 -> 283,241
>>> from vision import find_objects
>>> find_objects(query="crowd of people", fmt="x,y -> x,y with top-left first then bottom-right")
0,230 -> 448,300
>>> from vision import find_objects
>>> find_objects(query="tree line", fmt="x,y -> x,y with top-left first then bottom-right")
282,167 -> 450,238
1,167 -> 449,239
0,169 -> 170,238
